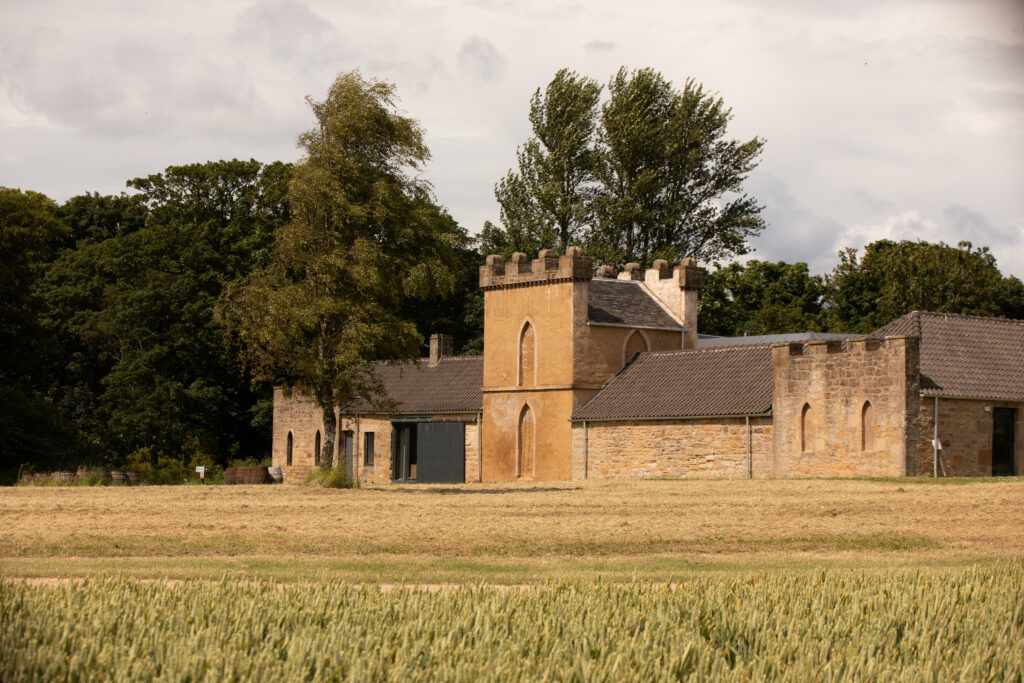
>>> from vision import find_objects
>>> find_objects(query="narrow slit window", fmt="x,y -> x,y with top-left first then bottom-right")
519,322 -> 536,386
286,432 -> 293,466
861,402 -> 874,451
800,404 -> 813,453
314,431 -> 321,465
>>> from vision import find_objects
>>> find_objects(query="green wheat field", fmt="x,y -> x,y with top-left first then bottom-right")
3,565 -> 1023,681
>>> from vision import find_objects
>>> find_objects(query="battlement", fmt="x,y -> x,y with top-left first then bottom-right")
772,335 -> 919,359
479,247 -> 593,289
594,257 -> 705,291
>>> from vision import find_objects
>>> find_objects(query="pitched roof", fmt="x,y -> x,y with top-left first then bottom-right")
587,279 -> 682,329
572,345 -> 773,421
347,356 -> 483,414
874,311 -> 1024,401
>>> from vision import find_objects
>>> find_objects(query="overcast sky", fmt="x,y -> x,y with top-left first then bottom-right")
2,0 -> 1022,277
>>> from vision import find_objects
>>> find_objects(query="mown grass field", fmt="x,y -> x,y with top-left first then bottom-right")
1,478 -> 1022,582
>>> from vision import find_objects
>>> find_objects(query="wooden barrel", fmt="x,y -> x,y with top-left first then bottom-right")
126,471 -> 142,486
224,467 -> 239,485
110,471 -> 126,485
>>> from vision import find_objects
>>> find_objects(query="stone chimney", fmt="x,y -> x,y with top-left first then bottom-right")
642,258 -> 705,349
429,333 -> 454,366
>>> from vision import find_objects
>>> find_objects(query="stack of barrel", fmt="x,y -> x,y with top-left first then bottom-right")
225,466 -> 271,485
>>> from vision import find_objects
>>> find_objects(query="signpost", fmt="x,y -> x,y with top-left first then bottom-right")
195,466 -> 206,483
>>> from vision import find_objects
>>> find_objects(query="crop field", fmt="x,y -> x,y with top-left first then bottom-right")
2,478 -> 1024,582
3,566 -> 1023,681
2,480 -> 1022,679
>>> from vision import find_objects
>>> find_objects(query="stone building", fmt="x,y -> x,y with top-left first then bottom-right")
272,250 -> 1023,482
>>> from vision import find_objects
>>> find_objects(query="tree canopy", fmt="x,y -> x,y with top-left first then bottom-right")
700,260 -> 826,337
487,67 -> 765,267
221,71 -> 464,471
823,240 -> 1024,333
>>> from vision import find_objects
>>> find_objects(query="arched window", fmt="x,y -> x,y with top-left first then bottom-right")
517,404 -> 535,479
519,322 -> 536,386
314,431 -> 321,465
800,404 -> 814,453
286,432 -> 293,466
861,402 -> 874,451
623,330 -> 648,368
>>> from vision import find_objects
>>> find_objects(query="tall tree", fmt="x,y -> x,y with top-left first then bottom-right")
824,239 -> 1024,333
221,72 -> 462,472
592,68 -> 765,268
699,260 -> 826,337
493,69 -> 602,253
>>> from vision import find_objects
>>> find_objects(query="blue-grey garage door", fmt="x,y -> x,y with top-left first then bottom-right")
415,422 -> 465,483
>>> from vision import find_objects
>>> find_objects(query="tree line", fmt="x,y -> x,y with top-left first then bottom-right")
1,68 -> 1021,480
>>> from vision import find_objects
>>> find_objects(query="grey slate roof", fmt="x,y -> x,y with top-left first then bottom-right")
874,311 -> 1024,401
587,279 -> 682,329
696,332 -> 852,349
346,356 -> 483,414
572,345 -> 773,421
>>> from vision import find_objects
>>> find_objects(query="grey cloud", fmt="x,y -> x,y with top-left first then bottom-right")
584,40 -> 615,52
744,171 -> 846,274
232,0 -> 345,65
456,37 -> 506,83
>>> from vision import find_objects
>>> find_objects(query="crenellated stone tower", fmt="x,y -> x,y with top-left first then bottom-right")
479,247 -> 705,481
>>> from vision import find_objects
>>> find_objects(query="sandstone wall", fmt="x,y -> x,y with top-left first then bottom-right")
910,398 -> 1024,476
570,416 -> 773,479
771,336 -> 920,478
273,387 -> 479,483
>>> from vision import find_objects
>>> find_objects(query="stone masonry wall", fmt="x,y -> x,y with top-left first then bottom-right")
273,388 -> 479,483
910,398 -> 1024,476
771,336 -> 920,478
571,417 -> 773,480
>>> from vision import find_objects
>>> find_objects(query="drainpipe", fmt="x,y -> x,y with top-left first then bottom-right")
933,397 -> 939,478
746,415 -> 752,480
476,412 -> 483,483
583,420 -> 589,480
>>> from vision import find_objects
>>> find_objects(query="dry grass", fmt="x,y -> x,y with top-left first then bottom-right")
1,478 -> 1022,582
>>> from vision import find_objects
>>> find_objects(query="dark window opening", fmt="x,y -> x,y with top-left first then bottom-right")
314,431 -> 321,466
286,432 -> 293,466
364,432 -> 375,466
343,430 -> 354,470
993,407 -> 1016,476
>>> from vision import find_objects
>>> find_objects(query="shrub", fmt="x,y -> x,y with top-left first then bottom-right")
304,466 -> 358,489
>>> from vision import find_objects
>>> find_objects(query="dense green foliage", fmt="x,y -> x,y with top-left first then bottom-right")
36,160 -> 291,474
0,189 -> 72,472
3,566 -> 1022,680
220,72 -> 465,468
699,260 -> 827,337
824,239 -> 1024,332
488,67 -> 765,268
699,240 -> 1024,337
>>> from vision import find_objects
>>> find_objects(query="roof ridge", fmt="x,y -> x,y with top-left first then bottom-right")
641,344 -> 774,359
914,310 -> 1024,325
